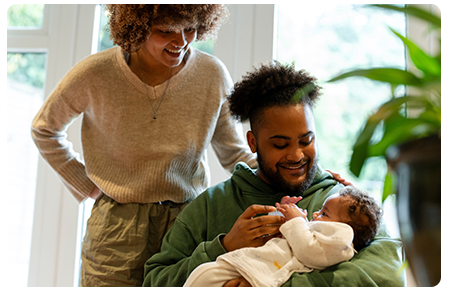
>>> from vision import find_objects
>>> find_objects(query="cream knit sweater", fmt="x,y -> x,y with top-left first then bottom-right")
31,46 -> 256,203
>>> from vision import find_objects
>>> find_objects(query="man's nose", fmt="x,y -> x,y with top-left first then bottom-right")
286,146 -> 304,162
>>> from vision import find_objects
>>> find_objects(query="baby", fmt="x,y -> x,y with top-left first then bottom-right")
183,186 -> 382,287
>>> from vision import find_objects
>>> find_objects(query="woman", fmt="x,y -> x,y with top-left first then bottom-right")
31,4 -> 256,287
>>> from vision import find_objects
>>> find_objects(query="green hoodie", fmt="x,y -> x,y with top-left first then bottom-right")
143,162 -> 405,287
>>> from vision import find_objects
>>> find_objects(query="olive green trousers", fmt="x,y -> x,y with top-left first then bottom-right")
80,194 -> 189,287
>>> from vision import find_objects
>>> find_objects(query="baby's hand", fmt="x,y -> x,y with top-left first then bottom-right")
275,203 -> 307,221
279,196 -> 302,205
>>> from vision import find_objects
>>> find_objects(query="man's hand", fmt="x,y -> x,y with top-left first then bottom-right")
221,205 -> 285,252
223,277 -> 251,287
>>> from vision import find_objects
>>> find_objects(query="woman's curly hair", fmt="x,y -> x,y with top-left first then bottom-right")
104,4 -> 229,53
228,61 -> 323,129
339,186 -> 383,251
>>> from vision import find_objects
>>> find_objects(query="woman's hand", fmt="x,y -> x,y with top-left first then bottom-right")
221,205 -> 285,252
326,170 -> 355,187
88,186 -> 102,200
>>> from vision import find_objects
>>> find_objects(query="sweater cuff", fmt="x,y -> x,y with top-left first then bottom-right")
205,234 -> 227,261
56,157 -> 96,202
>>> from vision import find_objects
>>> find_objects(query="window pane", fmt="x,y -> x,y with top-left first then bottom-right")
276,4 -> 406,198
4,52 -> 47,287
97,5 -> 114,52
192,40 -> 215,55
7,4 -> 45,29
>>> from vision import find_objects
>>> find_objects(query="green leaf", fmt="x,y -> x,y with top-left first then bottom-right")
349,96 -> 428,177
369,4 -> 441,28
328,68 -> 422,86
369,113 -> 439,156
390,29 -> 441,77
349,136 -> 370,178
382,171 -> 396,202
419,107 -> 441,128
291,82 -> 316,104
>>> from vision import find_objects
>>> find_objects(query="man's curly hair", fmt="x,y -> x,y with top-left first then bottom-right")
228,61 -> 322,130
339,186 -> 383,251
104,4 -> 229,53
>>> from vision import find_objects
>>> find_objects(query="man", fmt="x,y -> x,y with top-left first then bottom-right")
143,62 -> 405,287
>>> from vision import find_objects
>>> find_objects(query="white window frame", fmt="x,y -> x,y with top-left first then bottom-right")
7,3 -> 437,286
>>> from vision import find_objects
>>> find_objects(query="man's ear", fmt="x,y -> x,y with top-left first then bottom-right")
247,131 -> 257,153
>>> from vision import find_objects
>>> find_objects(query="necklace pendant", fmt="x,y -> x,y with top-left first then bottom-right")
153,115 -> 157,120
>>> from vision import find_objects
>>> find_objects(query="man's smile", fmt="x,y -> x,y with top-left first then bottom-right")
278,160 -> 309,176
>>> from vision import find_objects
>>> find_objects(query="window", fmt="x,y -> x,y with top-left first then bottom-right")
4,52 -> 47,287
7,4 -> 45,29
4,4 -> 49,287
7,4 -> 97,287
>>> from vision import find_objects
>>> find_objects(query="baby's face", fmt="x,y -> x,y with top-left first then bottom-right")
312,194 -> 351,223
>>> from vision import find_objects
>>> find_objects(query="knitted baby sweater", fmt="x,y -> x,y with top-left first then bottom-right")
31,46 -> 256,203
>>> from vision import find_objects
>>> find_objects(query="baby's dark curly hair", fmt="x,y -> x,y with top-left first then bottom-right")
339,186 -> 383,251
104,4 -> 229,53
228,61 -> 322,130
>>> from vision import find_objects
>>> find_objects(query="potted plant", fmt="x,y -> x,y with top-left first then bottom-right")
328,4 -> 441,287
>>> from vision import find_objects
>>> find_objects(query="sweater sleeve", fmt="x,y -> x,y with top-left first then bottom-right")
143,193 -> 229,287
281,222 -> 406,287
209,59 -> 257,172
31,66 -> 96,202
281,219 -> 355,270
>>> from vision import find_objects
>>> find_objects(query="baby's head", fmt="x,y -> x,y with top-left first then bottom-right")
312,186 -> 382,251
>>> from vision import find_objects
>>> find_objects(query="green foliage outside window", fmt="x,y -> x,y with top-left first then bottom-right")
7,53 -> 47,89
7,4 -> 45,28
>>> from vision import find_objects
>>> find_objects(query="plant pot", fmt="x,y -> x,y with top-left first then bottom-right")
386,135 -> 441,287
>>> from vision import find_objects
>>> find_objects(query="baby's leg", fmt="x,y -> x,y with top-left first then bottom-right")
183,261 -> 242,287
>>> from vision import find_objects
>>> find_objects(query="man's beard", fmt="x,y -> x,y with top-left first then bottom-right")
257,154 -> 318,195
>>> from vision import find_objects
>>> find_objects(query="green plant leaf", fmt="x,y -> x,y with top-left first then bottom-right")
382,171 -> 396,202
328,68 -> 422,86
390,28 -> 441,78
369,113 -> 439,157
419,107 -> 441,128
349,96 -> 428,177
349,136 -> 370,178
369,4 -> 441,28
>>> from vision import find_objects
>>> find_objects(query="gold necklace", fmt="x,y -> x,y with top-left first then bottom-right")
137,53 -> 172,120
